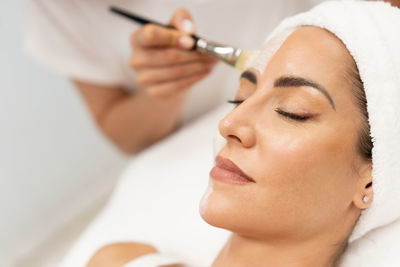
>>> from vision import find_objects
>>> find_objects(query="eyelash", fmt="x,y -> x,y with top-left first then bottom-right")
227,99 -> 244,106
227,99 -> 311,122
274,108 -> 311,121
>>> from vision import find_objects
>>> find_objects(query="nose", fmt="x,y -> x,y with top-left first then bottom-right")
218,107 -> 256,148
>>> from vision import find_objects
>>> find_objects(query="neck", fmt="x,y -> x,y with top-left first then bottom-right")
212,230 -> 346,267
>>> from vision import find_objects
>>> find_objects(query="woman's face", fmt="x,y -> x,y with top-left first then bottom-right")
200,27 -> 370,241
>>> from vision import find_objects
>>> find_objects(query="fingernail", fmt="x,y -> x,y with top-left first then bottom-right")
178,36 -> 195,49
181,19 -> 194,33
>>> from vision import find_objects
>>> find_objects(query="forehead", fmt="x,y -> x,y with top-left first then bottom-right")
260,26 -> 352,88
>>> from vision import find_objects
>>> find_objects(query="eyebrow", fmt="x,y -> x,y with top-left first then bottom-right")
240,71 -> 257,84
274,76 -> 336,110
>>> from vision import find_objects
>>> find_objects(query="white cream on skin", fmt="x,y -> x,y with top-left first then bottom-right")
199,180 -> 214,215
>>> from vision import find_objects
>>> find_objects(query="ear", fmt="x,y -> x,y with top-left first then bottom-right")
352,161 -> 373,210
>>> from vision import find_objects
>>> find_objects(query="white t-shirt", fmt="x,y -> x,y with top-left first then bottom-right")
23,0 -> 322,124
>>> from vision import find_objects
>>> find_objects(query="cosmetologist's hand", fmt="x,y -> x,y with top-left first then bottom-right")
130,8 -> 217,98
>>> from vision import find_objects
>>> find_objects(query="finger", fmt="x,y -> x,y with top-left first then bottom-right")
147,71 -> 211,98
136,61 -> 215,86
131,24 -> 194,49
169,8 -> 195,34
130,47 -> 215,69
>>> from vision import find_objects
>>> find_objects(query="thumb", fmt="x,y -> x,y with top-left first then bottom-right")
169,8 -> 195,34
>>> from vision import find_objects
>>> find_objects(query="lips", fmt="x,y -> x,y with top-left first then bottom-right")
210,156 -> 255,184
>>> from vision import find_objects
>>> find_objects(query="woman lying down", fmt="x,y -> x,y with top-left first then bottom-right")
86,1 -> 400,266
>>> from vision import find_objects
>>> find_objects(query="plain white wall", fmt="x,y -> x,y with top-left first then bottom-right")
0,1 -> 128,265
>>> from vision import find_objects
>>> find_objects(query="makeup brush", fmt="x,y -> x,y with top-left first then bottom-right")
109,6 -> 252,71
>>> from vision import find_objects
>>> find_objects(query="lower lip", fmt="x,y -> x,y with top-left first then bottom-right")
210,166 -> 253,185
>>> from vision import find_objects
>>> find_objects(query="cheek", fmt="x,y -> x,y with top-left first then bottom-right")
261,131 -> 349,185
250,124 -> 359,232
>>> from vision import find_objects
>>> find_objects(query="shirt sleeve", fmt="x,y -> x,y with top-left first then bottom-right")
22,0 -> 126,86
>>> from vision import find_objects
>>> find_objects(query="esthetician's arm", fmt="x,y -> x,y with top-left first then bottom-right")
74,9 -> 216,154
381,0 -> 400,8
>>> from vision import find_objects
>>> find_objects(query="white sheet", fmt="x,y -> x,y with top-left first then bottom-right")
60,105 -> 232,267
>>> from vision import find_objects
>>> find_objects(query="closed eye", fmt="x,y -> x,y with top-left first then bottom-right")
228,100 -> 314,122
227,99 -> 245,107
275,108 -> 312,121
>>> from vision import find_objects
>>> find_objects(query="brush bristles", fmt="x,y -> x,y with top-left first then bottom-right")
234,50 -> 253,72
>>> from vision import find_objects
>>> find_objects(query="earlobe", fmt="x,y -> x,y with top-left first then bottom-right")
353,185 -> 373,210
353,162 -> 373,210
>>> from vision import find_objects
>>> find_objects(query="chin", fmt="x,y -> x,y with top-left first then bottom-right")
199,181 -> 291,240
199,193 -> 224,228
199,183 -> 255,234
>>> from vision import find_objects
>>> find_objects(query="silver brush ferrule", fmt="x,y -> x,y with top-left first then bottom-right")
195,38 -> 242,67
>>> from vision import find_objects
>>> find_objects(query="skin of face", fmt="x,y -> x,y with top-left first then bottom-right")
200,27 -> 373,246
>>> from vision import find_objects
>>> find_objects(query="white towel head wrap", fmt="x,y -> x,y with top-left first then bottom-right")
214,1 -> 400,263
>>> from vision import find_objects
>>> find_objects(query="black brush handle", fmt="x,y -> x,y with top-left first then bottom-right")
109,6 -> 199,49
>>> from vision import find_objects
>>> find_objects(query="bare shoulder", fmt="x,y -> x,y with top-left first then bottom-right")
86,242 -> 157,267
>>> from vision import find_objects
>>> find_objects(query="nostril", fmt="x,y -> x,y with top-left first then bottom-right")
228,134 -> 241,143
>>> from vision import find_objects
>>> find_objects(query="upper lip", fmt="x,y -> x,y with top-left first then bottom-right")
215,156 -> 255,183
